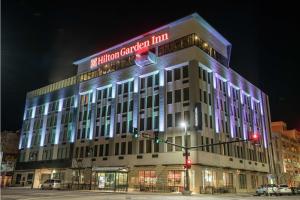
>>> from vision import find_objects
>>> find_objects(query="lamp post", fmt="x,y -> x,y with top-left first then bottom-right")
181,122 -> 191,195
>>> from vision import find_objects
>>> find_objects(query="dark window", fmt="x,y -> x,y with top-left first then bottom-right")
147,96 -> 152,108
80,147 -> 84,158
167,92 -> 172,104
99,144 -> 103,157
118,84 -> 122,95
206,137 -> 209,152
115,143 -> 119,155
208,94 -> 212,105
105,144 -> 109,156
128,120 -> 133,133
140,98 -> 145,110
140,118 -> 144,131
203,91 -> 207,104
153,94 -> 159,107
122,121 -> 127,133
210,115 -> 213,128
155,73 -> 159,85
167,114 -> 172,127
139,140 -> 144,154
127,141 -> 132,154
183,66 -> 188,78
175,112 -> 181,127
147,117 -> 152,130
141,78 -> 145,89
75,147 -> 79,158
175,90 -> 181,103
184,111 -> 190,125
199,89 -> 202,101
85,146 -> 90,157
154,116 -> 159,129
94,145 -> 98,157
117,103 -> 121,114
123,102 -> 127,113
146,140 -> 152,153
124,83 -> 128,93
203,70 -> 207,81
130,81 -> 134,92
101,124 -> 105,136
103,89 -> 107,98
121,142 -> 126,155
174,68 -> 181,80
167,70 -> 172,82
116,122 -> 121,134
204,114 -> 208,127
147,76 -> 153,87
183,88 -> 189,101
198,68 -> 202,79
129,100 -> 133,111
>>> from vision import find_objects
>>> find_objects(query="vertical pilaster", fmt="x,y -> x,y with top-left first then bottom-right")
89,89 -> 96,140
27,106 -> 36,148
109,84 -> 116,138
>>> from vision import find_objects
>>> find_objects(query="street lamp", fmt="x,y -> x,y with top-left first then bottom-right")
181,121 -> 191,195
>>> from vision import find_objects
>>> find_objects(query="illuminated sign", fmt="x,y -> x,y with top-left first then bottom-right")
90,32 -> 169,68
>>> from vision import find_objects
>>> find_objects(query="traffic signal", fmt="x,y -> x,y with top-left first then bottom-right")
154,131 -> 160,144
133,128 -> 139,139
184,159 -> 192,169
249,132 -> 261,145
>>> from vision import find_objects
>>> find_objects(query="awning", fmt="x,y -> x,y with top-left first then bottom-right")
92,166 -> 128,172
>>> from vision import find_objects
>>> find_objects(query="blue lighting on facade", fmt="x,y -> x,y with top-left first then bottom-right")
31,106 -> 36,119
44,102 -> 49,115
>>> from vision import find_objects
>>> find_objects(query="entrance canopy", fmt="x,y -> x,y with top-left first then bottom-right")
92,166 -> 128,172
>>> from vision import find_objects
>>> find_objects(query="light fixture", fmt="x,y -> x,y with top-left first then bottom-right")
180,122 -> 187,128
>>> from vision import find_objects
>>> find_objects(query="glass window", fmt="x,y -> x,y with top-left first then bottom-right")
154,94 -> 159,107
174,68 -> 181,80
118,84 -> 122,95
167,114 -> 172,127
167,92 -> 172,104
105,144 -> 109,156
167,137 -> 173,152
167,70 -> 172,82
203,91 -> 207,104
183,88 -> 189,101
99,144 -> 103,157
123,102 -> 127,113
147,76 -> 153,87
127,141 -> 132,154
140,118 -> 144,131
175,112 -> 181,127
124,83 -> 128,93
115,143 -> 119,155
183,66 -> 188,78
147,117 -> 152,130
146,140 -> 152,153
175,90 -> 181,103
154,73 -> 159,85
121,142 -> 126,155
122,121 -> 127,133
139,140 -> 144,154
141,78 -> 145,89
239,174 -> 247,189
140,98 -> 145,110
147,96 -> 152,108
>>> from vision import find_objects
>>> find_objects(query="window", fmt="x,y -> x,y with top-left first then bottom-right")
146,140 -> 152,153
167,92 -> 172,104
124,83 -> 128,93
167,114 -> 172,128
183,66 -> 188,78
115,143 -> 119,155
203,91 -> 207,104
121,142 -> 126,155
174,68 -> 181,80
141,78 -> 145,89
154,73 -> 159,85
117,103 -> 121,114
203,70 -> 207,81
140,98 -> 145,110
105,144 -> 109,156
154,94 -> 159,107
118,84 -> 122,95
154,116 -> 159,129
167,70 -> 172,82
147,117 -> 152,130
147,76 -> 153,87
175,90 -> 181,103
210,115 -> 213,128
202,169 -> 216,187
129,100 -> 133,111
147,96 -> 152,108
175,112 -> 181,127
206,137 -> 209,152
99,144 -> 103,157
140,118 -> 144,131
116,122 -> 120,134
199,89 -> 202,101
208,94 -> 211,105
183,88 -> 189,101
239,174 -> 247,189
204,114 -> 208,127
139,140 -> 144,154
154,142 -> 159,153
223,172 -> 233,187
128,141 -> 132,154
122,121 -> 127,133
198,67 -> 202,79
123,102 -> 127,113
175,136 -> 182,151
167,137 -> 173,152
184,111 -> 190,124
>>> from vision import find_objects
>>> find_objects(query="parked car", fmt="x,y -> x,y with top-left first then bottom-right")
291,187 -> 300,195
40,179 -> 61,190
277,184 -> 292,195
256,184 -> 278,196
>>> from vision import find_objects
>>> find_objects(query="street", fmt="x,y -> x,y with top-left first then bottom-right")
1,188 -> 299,200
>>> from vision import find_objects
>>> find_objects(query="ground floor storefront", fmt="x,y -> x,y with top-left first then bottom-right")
13,165 -> 269,193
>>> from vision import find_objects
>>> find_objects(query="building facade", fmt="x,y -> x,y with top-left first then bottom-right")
14,13 -> 273,193
1,130 -> 20,187
271,121 -> 300,187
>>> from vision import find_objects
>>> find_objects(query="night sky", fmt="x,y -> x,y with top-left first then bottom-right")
2,0 -> 300,131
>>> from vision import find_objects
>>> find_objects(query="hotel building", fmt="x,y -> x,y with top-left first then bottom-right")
14,13 -> 273,193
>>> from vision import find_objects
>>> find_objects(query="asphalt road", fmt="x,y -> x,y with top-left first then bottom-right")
1,188 -> 299,200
